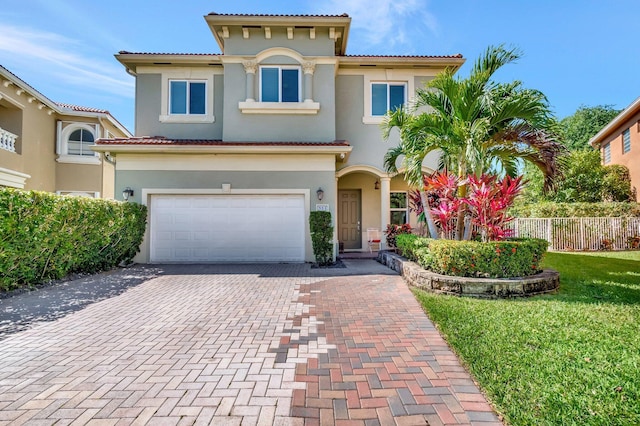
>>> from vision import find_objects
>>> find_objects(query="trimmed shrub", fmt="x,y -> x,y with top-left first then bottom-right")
396,235 -> 548,278
310,211 -> 333,265
510,202 -> 640,218
0,188 -> 147,291
395,233 -> 421,258
384,223 -> 412,248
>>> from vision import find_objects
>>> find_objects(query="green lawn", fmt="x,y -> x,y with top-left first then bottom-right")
413,250 -> 640,425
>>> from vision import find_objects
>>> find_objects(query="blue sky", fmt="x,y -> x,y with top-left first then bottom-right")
1,0 -> 639,132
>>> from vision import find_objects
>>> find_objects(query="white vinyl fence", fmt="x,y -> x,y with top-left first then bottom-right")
510,217 -> 640,251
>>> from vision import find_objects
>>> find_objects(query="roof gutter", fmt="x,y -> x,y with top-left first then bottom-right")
589,96 -> 640,147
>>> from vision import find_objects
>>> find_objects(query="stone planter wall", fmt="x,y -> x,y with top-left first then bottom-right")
378,251 -> 559,299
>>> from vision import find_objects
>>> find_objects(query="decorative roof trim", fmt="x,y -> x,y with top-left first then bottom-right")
344,54 -> 464,59
118,51 -> 222,56
207,12 -> 350,18
0,65 -> 131,137
93,137 -> 352,157
338,55 -> 465,69
57,103 -> 109,114
204,13 -> 351,56
589,96 -> 640,147
96,136 -> 350,146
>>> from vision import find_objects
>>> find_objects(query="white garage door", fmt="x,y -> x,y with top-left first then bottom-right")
150,194 -> 305,263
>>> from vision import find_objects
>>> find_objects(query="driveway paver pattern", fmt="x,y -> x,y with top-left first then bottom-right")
0,261 -> 501,425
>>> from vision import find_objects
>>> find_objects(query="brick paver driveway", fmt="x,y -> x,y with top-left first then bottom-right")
0,261 -> 501,425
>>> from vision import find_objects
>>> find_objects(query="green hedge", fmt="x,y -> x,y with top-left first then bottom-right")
309,211 -> 333,266
396,234 -> 548,278
510,202 -> 640,218
0,188 -> 147,291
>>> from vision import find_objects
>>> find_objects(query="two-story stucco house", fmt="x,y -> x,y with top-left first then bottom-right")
589,96 -> 639,200
94,13 -> 464,263
0,65 -> 131,197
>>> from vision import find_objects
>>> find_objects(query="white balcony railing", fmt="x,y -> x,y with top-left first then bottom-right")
0,127 -> 18,153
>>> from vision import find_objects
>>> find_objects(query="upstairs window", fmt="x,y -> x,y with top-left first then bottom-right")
260,66 -> 300,102
68,128 -> 95,157
623,128 -> 631,154
371,83 -> 406,116
603,142 -> 611,164
169,80 -> 206,115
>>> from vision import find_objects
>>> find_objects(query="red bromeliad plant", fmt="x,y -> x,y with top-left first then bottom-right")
464,174 -> 524,242
410,171 -> 524,241
424,172 -> 461,235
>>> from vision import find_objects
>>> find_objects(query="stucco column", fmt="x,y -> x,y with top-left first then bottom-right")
333,176 -> 339,261
242,60 -> 257,102
380,176 -> 391,250
302,61 -> 316,103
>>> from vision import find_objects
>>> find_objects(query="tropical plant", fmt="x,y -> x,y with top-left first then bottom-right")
384,223 -> 412,248
383,44 -> 565,240
464,174 -> 524,241
412,171 -> 523,242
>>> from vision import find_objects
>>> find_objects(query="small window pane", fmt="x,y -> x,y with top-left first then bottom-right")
389,85 -> 405,112
623,129 -> 631,153
390,192 -> 407,209
372,84 -> 387,116
281,69 -> 299,102
261,68 -> 279,102
390,211 -> 407,225
189,82 -> 206,114
69,129 -> 83,141
68,129 -> 94,156
170,81 -> 187,114
603,143 -> 611,164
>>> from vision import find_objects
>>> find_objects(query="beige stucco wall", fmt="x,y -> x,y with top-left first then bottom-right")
0,94 -> 58,192
56,164 -> 103,195
598,110 -> 640,199
0,81 -> 129,195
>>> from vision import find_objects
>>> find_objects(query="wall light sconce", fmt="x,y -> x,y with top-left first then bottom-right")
374,180 -> 380,190
122,187 -> 134,201
316,187 -> 324,201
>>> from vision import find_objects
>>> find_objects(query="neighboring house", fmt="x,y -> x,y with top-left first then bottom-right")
590,96 -> 640,200
95,13 -> 464,263
0,65 -> 131,198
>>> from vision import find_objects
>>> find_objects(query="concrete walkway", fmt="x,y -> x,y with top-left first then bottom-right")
0,261 -> 501,425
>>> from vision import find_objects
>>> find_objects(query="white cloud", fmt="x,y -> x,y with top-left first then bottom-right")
316,0 -> 438,51
0,24 -> 133,98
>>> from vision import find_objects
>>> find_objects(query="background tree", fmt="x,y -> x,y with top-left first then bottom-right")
520,150 -> 635,203
602,165 -> 636,202
383,45 -> 564,239
519,104 -> 634,203
560,105 -> 621,150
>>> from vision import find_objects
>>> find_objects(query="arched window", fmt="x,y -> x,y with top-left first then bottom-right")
68,128 -> 95,156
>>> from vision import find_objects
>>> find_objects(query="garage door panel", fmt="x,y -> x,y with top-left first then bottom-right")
150,194 -> 305,262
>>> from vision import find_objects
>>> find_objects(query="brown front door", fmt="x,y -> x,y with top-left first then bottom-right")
338,190 -> 361,250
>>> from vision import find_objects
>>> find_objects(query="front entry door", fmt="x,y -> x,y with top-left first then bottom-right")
338,190 -> 362,250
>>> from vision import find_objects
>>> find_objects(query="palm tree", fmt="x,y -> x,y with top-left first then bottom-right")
383,44 -> 565,240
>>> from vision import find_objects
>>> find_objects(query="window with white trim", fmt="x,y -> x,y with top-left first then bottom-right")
158,70 -> 217,123
623,128 -> 631,154
371,83 -> 406,116
56,122 -> 100,165
169,80 -> 206,115
68,128 -> 95,156
260,66 -> 301,102
390,191 -> 409,225
603,142 -> 611,164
